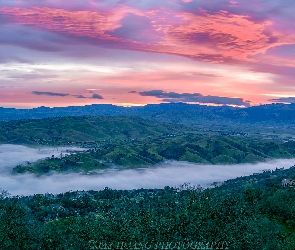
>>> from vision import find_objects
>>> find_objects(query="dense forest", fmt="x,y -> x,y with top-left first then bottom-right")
1,166 -> 295,249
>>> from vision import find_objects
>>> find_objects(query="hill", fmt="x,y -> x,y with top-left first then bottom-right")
14,134 -> 295,174
2,115 -> 295,174
0,116 -> 295,174
1,103 -> 295,142
0,116 -> 188,146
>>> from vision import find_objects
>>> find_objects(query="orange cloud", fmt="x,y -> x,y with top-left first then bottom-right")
1,6 -> 294,64
0,6 -> 142,42
148,10 -> 273,61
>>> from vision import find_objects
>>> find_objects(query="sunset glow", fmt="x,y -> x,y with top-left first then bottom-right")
0,0 -> 295,107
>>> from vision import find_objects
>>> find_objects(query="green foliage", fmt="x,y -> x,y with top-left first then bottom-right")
3,166 -> 295,249
2,115 -> 295,174
0,116 -> 187,145
2,110 -> 295,248
14,134 -> 295,174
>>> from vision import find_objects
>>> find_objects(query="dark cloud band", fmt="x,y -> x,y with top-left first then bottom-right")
31,91 -> 104,100
139,90 -> 250,106
269,97 -> 295,103
31,91 -> 69,97
91,94 -> 104,99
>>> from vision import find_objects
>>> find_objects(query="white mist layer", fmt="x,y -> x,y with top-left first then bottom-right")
1,145 -> 295,196
0,144 -> 85,171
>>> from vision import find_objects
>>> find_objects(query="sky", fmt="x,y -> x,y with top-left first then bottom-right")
0,0 -> 295,108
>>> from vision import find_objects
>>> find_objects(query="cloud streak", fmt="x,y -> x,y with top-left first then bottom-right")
32,91 -> 69,97
269,97 -> 295,103
139,90 -> 250,106
31,91 -> 104,100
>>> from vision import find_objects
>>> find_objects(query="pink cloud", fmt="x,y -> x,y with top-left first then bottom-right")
0,2 -> 295,108
0,6 -> 141,42
158,10 -> 278,61
1,6 -> 294,63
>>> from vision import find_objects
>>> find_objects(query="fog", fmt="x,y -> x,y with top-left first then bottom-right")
0,144 -> 85,171
1,144 -> 295,196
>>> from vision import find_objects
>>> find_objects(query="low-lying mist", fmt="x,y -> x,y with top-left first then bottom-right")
0,144 -> 85,171
1,144 -> 295,196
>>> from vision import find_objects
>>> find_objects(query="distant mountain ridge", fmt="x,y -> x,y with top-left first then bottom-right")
1,103 -> 295,125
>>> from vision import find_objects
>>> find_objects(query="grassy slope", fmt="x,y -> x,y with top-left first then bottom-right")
0,116 -> 188,145
14,134 -> 295,174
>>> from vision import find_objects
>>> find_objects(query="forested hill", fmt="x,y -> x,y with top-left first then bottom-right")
2,115 -> 295,174
0,116 -> 188,145
13,134 -> 295,174
1,166 -> 295,248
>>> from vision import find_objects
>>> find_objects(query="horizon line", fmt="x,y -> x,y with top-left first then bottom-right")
0,102 -> 292,110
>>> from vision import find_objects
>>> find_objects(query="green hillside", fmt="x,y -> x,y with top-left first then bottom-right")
14,135 -> 295,174
2,115 -> 295,174
0,116 -> 188,145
